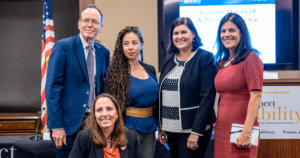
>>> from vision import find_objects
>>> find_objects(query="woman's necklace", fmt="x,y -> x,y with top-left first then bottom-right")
223,57 -> 235,67
107,140 -> 114,151
177,48 -> 199,61
177,52 -> 193,61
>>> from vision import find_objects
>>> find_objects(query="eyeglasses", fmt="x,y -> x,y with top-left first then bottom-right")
80,19 -> 100,25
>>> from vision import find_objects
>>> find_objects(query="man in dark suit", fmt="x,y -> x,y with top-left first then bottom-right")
45,4 -> 110,158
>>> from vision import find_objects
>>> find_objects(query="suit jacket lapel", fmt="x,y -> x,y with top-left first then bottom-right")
95,146 -> 104,158
94,146 -> 127,158
74,35 -> 89,82
119,147 -> 128,158
95,44 -> 104,94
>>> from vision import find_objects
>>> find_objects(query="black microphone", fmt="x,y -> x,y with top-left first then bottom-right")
32,112 -> 41,158
31,113 -> 41,141
34,118 -> 40,141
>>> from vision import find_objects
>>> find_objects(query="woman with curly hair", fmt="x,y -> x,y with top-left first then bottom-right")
102,26 -> 159,158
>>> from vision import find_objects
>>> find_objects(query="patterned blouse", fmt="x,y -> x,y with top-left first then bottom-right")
161,55 -> 195,133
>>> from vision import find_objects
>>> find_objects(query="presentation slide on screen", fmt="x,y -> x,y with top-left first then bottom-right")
180,0 -> 275,63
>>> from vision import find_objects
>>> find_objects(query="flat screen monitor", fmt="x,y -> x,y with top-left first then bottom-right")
158,0 -> 299,70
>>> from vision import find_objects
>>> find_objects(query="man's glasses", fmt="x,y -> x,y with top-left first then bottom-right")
80,19 -> 100,25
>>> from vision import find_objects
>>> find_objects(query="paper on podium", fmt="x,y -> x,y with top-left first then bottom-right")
43,132 -> 51,140
230,124 -> 260,146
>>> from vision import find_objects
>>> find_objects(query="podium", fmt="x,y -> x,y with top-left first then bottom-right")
258,79 -> 300,158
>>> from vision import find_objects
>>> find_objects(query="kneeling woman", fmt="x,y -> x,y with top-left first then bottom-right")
69,93 -> 143,158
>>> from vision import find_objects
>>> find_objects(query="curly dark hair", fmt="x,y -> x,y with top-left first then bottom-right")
85,93 -> 127,147
109,26 -> 144,109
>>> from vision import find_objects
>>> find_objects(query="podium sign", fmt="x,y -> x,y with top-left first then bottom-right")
259,86 -> 300,139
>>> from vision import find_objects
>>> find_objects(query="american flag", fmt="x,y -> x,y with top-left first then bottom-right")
41,0 -> 55,132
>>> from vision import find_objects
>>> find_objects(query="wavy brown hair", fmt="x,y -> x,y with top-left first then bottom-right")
109,26 -> 144,109
85,93 -> 127,147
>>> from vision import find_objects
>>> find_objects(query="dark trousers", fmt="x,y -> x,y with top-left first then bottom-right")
166,125 -> 212,158
50,130 -> 78,158
50,114 -> 88,158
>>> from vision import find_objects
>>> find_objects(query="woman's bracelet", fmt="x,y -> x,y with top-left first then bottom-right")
242,134 -> 251,139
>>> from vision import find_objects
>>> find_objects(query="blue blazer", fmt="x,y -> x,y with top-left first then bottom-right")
45,34 -> 110,135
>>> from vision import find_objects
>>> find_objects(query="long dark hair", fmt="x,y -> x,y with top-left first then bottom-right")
85,93 -> 127,147
109,26 -> 144,110
215,13 -> 258,67
167,17 -> 203,54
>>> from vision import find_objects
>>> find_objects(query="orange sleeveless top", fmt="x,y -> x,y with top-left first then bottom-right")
103,146 -> 121,158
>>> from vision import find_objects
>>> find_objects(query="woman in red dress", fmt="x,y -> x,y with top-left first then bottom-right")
214,13 -> 263,158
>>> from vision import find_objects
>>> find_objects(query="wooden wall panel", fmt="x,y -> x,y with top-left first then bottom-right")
0,113 -> 40,136
79,0 -> 95,13
258,139 -> 300,158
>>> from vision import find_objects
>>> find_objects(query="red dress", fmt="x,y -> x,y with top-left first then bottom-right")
214,52 -> 263,158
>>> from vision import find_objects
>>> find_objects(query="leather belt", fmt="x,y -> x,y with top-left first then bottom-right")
126,107 -> 153,118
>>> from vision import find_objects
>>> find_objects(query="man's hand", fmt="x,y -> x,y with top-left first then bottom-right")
52,128 -> 67,149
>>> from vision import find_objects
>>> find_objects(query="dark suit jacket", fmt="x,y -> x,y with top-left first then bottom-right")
159,48 -> 216,135
45,34 -> 110,135
69,129 -> 144,158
